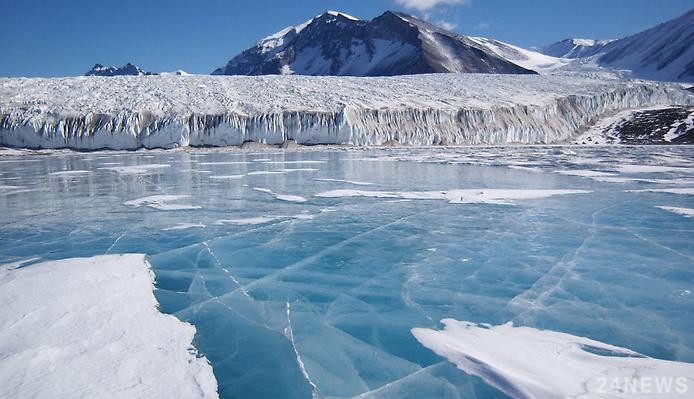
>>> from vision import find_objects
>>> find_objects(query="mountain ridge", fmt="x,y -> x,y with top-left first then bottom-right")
540,38 -> 615,59
212,10 -> 537,77
539,8 -> 693,82
85,63 -> 155,77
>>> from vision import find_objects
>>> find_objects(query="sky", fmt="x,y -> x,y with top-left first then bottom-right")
0,0 -> 692,77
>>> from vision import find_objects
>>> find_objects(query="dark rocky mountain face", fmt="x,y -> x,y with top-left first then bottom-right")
612,107 -> 694,144
85,63 -> 155,76
575,106 -> 694,145
212,11 -> 537,77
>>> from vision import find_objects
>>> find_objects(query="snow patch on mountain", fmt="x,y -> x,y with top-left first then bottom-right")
325,10 -> 358,21
468,37 -> 569,73
541,38 -> 616,59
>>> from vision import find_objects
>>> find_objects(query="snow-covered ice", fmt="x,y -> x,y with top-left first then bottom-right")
656,206 -> 694,218
315,188 -> 591,205
0,254 -> 218,399
315,178 -> 375,186
216,216 -> 278,225
125,195 -> 201,210
100,164 -> 171,174
618,165 -> 692,174
628,188 -> 694,195
49,169 -> 93,176
412,319 -> 694,398
554,169 -> 618,177
210,174 -> 245,180
254,187 -> 308,203
163,223 -> 207,231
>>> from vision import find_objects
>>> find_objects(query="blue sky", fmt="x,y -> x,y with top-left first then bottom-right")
1,0 -> 692,77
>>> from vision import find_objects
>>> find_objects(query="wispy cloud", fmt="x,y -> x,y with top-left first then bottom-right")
435,20 -> 458,31
476,22 -> 490,29
394,0 -> 469,12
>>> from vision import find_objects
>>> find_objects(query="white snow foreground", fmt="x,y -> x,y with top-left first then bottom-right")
412,319 -> 694,398
0,74 -> 691,150
0,254 -> 218,399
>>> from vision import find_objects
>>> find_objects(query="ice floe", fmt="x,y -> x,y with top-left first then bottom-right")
254,187 -> 308,203
555,169 -> 618,177
627,188 -> 694,195
656,206 -> 694,218
247,170 -> 287,176
216,216 -> 278,225
198,161 -> 251,166
315,178 -> 375,186
412,319 -> 694,399
0,184 -> 24,190
100,164 -> 171,174
617,165 -> 692,174
315,189 -> 591,205
163,223 -> 207,231
0,254 -> 218,399
209,175 -> 245,180
124,195 -> 201,210
263,160 -> 326,165
49,170 -> 93,176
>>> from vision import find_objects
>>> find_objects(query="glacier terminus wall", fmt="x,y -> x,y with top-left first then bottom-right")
0,74 -> 692,149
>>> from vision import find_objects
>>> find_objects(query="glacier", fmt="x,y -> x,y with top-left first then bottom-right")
1,74 -> 692,150
1,146 -> 693,398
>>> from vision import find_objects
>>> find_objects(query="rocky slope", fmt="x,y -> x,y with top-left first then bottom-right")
212,11 -> 537,77
86,63 -> 155,76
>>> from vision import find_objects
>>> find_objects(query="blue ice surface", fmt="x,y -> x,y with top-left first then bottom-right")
0,146 -> 692,398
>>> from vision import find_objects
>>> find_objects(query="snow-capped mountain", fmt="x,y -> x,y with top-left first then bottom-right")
540,8 -> 693,82
85,63 -> 155,76
597,8 -> 693,82
212,10 -> 537,76
540,39 -> 615,59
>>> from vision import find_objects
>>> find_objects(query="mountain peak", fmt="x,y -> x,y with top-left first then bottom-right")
212,10 -> 536,77
321,10 -> 359,21
539,7 -> 693,82
85,63 -> 156,77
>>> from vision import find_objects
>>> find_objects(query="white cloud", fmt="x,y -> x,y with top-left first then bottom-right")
435,20 -> 458,31
476,22 -> 490,29
394,0 -> 469,12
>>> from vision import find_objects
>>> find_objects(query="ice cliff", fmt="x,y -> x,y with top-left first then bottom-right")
0,74 -> 692,149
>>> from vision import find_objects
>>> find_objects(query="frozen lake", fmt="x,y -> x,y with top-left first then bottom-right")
1,146 -> 693,398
